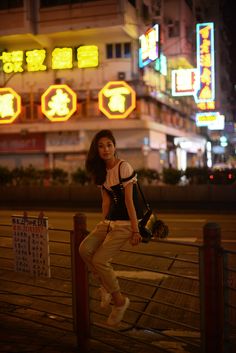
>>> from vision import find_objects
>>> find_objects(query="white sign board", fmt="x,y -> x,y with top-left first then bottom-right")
12,213 -> 50,277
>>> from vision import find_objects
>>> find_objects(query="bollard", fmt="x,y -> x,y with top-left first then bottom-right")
71,213 -> 90,352
202,222 -> 224,353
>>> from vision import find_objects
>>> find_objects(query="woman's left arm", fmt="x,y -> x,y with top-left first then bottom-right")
124,183 -> 142,246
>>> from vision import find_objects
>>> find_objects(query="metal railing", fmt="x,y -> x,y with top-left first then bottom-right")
1,213 -> 235,353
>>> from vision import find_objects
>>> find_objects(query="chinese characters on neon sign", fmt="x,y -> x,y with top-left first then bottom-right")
171,69 -> 196,96
196,112 -> 225,130
98,81 -> 136,119
41,84 -> 77,122
0,45 -> 99,73
139,24 -> 159,68
0,87 -> 21,124
195,22 -> 215,103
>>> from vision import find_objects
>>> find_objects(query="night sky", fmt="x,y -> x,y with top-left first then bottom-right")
223,0 -> 236,90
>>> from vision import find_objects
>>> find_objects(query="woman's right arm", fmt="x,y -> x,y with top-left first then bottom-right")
101,188 -> 111,220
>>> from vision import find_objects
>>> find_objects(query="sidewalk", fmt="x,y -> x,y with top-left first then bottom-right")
0,301 -> 114,353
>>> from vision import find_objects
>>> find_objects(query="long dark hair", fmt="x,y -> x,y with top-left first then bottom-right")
85,129 -> 116,185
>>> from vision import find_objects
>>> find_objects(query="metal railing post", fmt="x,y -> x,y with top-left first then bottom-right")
202,222 -> 224,353
71,212 -> 90,352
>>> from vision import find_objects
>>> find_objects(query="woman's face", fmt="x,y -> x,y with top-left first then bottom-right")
97,137 -> 116,161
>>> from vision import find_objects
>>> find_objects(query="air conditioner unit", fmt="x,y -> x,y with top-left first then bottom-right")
118,72 -> 126,80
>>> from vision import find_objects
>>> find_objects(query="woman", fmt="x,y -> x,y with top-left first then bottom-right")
79,129 -> 142,327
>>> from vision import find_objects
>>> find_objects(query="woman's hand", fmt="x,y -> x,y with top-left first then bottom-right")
130,231 -> 142,246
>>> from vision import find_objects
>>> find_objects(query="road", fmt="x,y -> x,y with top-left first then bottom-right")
0,208 -> 235,249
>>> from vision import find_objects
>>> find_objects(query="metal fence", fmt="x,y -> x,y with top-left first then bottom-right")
0,213 -> 236,353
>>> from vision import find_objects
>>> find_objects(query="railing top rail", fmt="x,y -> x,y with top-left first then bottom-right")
0,222 -> 72,233
223,248 -> 236,255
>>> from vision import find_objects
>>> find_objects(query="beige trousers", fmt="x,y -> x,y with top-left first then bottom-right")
79,220 -> 132,293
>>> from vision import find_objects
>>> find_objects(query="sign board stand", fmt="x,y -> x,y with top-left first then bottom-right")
12,211 -> 50,277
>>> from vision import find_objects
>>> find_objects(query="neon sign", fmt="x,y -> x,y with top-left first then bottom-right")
41,84 -> 77,122
0,50 -> 24,73
197,101 -> 215,111
195,22 -> 215,103
139,24 -> 159,68
155,53 -> 167,76
98,81 -> 136,119
26,49 -> 47,72
0,45 -> 99,73
52,48 -> 73,70
196,112 -> 218,126
0,87 -> 21,124
77,45 -> 99,68
171,69 -> 197,96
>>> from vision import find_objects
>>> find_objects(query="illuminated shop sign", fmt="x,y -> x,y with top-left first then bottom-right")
41,84 -> 77,122
98,81 -> 136,119
197,101 -> 215,111
196,112 -> 224,130
155,53 -> 167,76
171,69 -> 197,96
0,45 -> 99,73
208,114 -> 225,130
0,87 -> 21,124
77,45 -> 99,68
195,22 -> 215,103
52,48 -> 73,70
139,24 -> 159,68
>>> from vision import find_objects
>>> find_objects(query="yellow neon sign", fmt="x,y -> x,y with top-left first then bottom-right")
0,45 -> 99,73
41,84 -> 77,122
0,87 -> 21,124
26,49 -> 47,71
98,81 -> 136,119
0,51 -> 24,73
195,22 -> 215,103
197,101 -> 215,111
77,45 -> 99,68
52,48 -> 73,70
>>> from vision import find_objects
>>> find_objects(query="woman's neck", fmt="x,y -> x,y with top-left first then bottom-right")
106,157 -> 119,170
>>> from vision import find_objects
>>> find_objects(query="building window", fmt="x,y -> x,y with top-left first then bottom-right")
106,44 -> 113,59
128,0 -> 135,6
106,43 -> 131,59
115,43 -> 122,58
168,21 -> 180,38
124,42 -> 131,58
0,0 -> 23,10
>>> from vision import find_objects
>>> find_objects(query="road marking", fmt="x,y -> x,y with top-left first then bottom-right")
222,239 -> 236,243
115,270 -> 168,280
167,237 -> 197,242
153,340 -> 189,353
163,330 -> 200,338
164,219 -> 206,222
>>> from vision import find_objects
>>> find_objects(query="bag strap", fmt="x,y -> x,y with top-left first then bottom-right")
118,161 -> 135,188
118,162 -> 151,212
136,180 -> 151,211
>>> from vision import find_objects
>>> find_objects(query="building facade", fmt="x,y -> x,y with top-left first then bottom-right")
0,0 -> 231,173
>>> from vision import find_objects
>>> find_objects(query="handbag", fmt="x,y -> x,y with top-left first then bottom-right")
137,182 -> 169,243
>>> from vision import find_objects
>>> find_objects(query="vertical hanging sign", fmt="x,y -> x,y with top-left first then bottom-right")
12,212 -> 50,277
195,22 -> 215,103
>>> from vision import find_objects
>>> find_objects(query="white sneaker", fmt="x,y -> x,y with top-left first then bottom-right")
107,297 -> 130,326
99,287 -> 112,309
